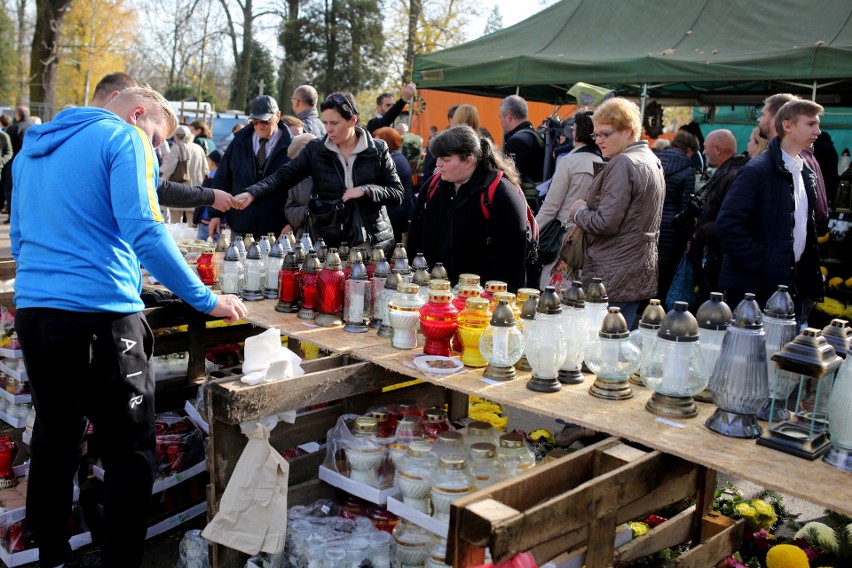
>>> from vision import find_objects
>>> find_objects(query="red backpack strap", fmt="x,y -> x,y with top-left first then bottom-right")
479,170 -> 504,219
427,173 -> 442,201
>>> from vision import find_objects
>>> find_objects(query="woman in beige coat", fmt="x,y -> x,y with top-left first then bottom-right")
568,98 -> 665,327
535,111 -> 602,289
160,124 -> 209,224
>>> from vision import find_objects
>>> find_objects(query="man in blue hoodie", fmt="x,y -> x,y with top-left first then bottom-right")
11,86 -> 246,568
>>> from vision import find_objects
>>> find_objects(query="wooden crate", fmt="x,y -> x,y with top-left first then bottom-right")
448,437 -> 741,568
206,354 -> 469,568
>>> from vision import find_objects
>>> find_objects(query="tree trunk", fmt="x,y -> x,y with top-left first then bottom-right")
231,0 -> 253,111
29,0 -> 73,120
278,0 -> 300,103
404,0 -> 421,84
16,0 -> 29,105
320,0 -> 338,95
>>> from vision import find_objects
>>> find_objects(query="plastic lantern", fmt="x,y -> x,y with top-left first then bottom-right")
218,242 -> 244,295
344,259 -> 371,333
586,307 -> 641,400
392,243 -> 410,279
316,248 -> 346,327
758,328 -> 842,459
525,287 -> 568,393
629,299 -> 667,387
430,262 -> 448,281
584,278 -> 609,351
232,235 -> 246,260
705,294 -> 768,439
388,283 -> 427,349
264,237 -> 285,299
411,252 -> 428,272
257,234 -> 271,263
413,265 -> 431,301
366,247 -> 384,279
515,289 -> 540,372
818,319 -> 850,416
343,247 -> 362,279
482,280 -> 507,304
756,286 -> 799,421
370,253 -> 391,328
213,233 -> 230,285
299,232 -> 313,254
376,270 -> 403,338
452,285 -> 483,353
458,297 -> 491,367
558,282 -> 587,385
296,252 -> 322,320
314,238 -> 328,264
419,291 -> 459,356
453,273 -> 482,296
275,251 -> 299,313
825,322 -> 852,471
641,302 -> 709,419
292,242 -> 306,269
693,293 -> 732,402
338,242 -> 350,264
478,299 -> 524,381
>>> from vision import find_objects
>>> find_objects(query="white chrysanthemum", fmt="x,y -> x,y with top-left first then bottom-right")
794,521 -> 838,552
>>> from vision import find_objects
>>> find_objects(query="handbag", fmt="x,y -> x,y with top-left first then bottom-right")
168,143 -> 190,183
665,251 -> 695,310
538,218 -> 567,265
558,224 -> 587,269
305,196 -> 369,248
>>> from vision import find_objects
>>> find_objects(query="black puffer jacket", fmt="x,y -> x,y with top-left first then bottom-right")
245,127 -> 403,256
657,147 -> 695,265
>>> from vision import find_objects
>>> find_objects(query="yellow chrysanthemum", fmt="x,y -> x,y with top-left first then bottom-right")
816,297 -> 846,317
820,266 -> 828,277
846,276 -> 852,288
529,429 -> 554,443
734,502 -> 757,518
765,544 -> 810,568
817,232 -> 830,244
470,402 -> 503,415
829,277 -> 843,289
751,499 -> 774,517
629,522 -> 649,537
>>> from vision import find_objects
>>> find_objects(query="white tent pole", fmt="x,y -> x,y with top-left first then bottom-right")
812,80 -> 817,101
639,83 -> 648,127
516,86 -> 520,96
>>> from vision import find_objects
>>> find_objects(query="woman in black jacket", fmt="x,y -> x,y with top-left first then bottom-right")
234,92 -> 404,256
408,125 -> 529,291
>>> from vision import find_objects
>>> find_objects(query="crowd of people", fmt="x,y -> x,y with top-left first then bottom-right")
2,68 -> 846,567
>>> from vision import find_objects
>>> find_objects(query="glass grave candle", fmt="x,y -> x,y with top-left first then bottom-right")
693,292 -> 732,402
344,259 -> 371,333
299,232 -> 313,255
482,280 -> 507,304
263,237 -> 285,299
296,252 -> 322,320
387,415 -> 424,467
257,234 -> 271,263
367,247 -> 384,279
421,408 -> 452,441
468,443 -> 506,489
392,243 -> 410,279
368,407 -> 396,439
393,520 -> 432,568
430,262 -> 448,281
345,416 -> 386,487
232,235 -> 246,261
479,300 -> 525,381
496,433 -> 536,476
396,440 -> 438,513
411,252 -> 429,272
314,238 -> 328,264
584,278 -> 609,347
586,307 -> 641,400
388,283 -> 427,349
493,292 -> 519,321
629,299 -> 667,386
218,242 -> 244,295
453,273 -> 482,296
343,247 -> 362,279
641,302 -> 709,419
758,329 -> 842,459
243,233 -> 255,252
212,233 -> 230,286
292,242 -> 306,269
817,319 -> 850,418
376,270 -> 403,338
370,253 -> 391,329
0,435 -> 18,488
463,421 -> 500,450
419,290 -> 459,357
196,246 -> 217,286
825,328 -> 852,471
458,297 -> 492,368
526,287 -> 568,393
430,454 -> 476,522
757,286 -> 799,421
705,294 -> 768,439
515,289 -> 541,372
559,282 -> 587,384
413,266 -> 431,301
452,285 -> 483,352
338,242 -> 350,264
315,248 -> 346,327
275,251 -> 299,313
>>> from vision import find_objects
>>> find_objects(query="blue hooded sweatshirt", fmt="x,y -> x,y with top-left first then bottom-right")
11,107 -> 217,314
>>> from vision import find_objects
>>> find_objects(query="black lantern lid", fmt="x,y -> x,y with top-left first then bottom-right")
246,241 -> 262,260
303,252 -> 322,273
771,328 -> 843,378
562,281 -> 585,308
350,259 -> 367,279
638,298 -> 666,330
599,307 -> 629,339
587,278 -> 608,303
657,301 -> 699,342
431,262 -> 448,280
325,248 -> 343,270
821,319 -> 851,359
490,299 -> 516,327
537,286 -> 562,315
764,285 -> 796,320
520,295 -> 538,320
224,242 -> 241,262
696,292 -> 732,330
384,269 -> 402,290
731,293 -> 764,329
413,267 -> 430,286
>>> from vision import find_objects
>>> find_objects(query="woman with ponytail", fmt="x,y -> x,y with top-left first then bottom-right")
408,124 -> 529,290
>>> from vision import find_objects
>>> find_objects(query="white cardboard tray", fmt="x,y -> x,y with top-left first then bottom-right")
0,409 -> 26,429
386,495 -> 448,538
0,389 -> 30,405
0,360 -> 27,382
317,465 -> 397,505
0,531 -> 91,568
94,460 -> 207,495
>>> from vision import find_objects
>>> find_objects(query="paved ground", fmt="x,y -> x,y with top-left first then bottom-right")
0,221 -> 829,567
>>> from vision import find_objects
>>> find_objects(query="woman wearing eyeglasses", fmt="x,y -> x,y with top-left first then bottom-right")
234,92 -> 403,256
567,98 -> 666,327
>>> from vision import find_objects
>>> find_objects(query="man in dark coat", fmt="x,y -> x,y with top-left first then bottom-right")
3,106 -> 33,222
499,95 -> 545,211
691,129 -> 749,303
209,95 -> 293,238
656,130 -> 698,304
366,83 -> 416,134
290,84 -> 326,137
717,100 -> 825,324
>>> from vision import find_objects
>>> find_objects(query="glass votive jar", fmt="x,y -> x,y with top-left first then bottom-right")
430,453 -> 476,522
497,433 -> 535,476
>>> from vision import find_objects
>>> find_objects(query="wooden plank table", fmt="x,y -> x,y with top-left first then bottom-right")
238,300 -> 852,518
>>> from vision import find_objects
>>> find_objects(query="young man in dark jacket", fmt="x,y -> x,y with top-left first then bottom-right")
716,99 -> 824,324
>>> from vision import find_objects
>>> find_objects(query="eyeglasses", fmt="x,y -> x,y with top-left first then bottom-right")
591,130 -> 617,142
324,94 -> 355,116
251,117 -> 274,126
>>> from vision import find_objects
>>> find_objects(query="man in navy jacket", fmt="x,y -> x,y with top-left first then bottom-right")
716,99 -> 824,324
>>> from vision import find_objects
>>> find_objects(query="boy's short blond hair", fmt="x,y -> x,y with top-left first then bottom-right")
117,86 -> 178,138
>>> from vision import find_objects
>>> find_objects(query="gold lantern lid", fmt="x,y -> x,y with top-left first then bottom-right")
429,291 -> 453,303
696,292 -> 731,331
398,283 -> 420,295
657,301 -> 699,342
599,307 -> 630,339
499,433 -> 525,449
352,416 -> 378,435
438,453 -> 467,470
516,288 -> 540,304
436,430 -> 463,446
458,273 -> 480,286
469,442 -> 497,459
429,279 -> 452,292
458,285 -> 481,298
639,299 -> 667,330
771,328 -> 843,378
587,278 -> 608,303
465,297 -> 489,311
407,440 -> 433,457
536,286 -> 562,315
821,318 -> 851,359
485,280 -> 508,293
423,408 -> 448,423
490,300 -> 516,327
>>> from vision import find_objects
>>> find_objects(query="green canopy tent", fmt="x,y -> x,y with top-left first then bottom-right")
413,0 -> 852,107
